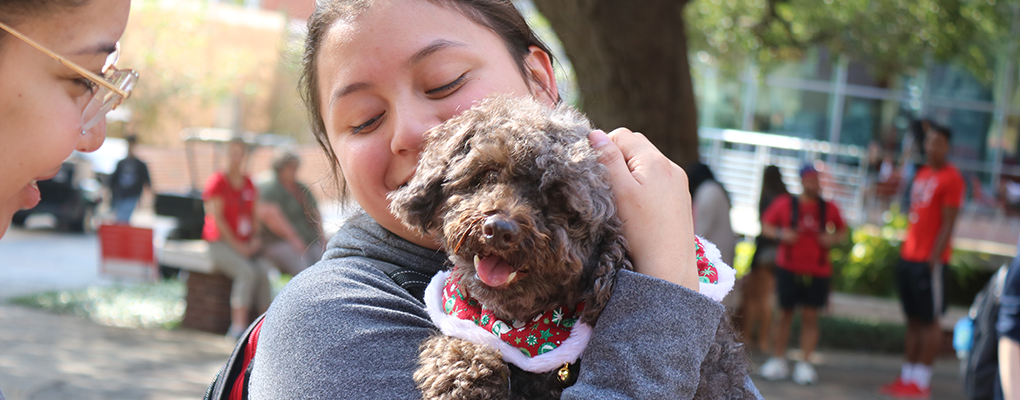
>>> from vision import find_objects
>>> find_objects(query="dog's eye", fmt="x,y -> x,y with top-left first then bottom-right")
484,170 -> 500,183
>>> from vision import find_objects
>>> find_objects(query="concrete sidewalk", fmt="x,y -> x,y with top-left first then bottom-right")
0,304 -> 233,400
750,350 -> 965,400
0,301 -> 969,400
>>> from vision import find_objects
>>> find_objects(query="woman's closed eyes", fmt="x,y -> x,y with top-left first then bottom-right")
425,72 -> 468,97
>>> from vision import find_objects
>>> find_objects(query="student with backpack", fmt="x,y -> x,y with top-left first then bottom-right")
757,164 -> 847,385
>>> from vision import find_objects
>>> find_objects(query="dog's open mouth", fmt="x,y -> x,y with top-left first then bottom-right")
473,253 -> 520,288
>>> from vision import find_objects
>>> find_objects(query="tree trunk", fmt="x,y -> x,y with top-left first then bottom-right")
532,0 -> 700,167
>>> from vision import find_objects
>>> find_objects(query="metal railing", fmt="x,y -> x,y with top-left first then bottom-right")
698,127 -> 868,237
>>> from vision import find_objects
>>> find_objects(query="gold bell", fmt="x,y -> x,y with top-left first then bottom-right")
557,363 -> 571,382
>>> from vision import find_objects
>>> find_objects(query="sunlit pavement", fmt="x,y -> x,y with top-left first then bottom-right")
749,350 -> 965,400
0,226 -> 112,300
0,304 -> 233,400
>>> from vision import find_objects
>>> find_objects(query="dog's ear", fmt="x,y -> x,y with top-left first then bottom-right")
579,229 -> 632,324
389,171 -> 447,235
388,145 -> 451,234
389,125 -> 476,234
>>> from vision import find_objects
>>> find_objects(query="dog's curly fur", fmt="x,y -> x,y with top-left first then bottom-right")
390,95 -> 753,400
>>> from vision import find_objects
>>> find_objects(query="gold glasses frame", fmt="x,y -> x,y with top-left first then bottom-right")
0,20 -> 138,129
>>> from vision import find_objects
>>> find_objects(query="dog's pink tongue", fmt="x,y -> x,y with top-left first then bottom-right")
476,255 -> 513,287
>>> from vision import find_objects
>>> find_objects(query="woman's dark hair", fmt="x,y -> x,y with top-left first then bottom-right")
299,0 -> 557,200
758,165 -> 788,216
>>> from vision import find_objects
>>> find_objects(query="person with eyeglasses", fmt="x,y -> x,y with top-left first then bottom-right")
0,0 -> 137,240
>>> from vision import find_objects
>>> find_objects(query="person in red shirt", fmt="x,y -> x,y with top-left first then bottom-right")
881,125 -> 964,399
203,138 -> 273,339
757,164 -> 847,385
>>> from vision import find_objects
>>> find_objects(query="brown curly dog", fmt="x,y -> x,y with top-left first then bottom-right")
389,95 -> 752,400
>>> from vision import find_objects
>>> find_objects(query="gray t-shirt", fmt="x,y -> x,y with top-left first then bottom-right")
249,211 -> 761,399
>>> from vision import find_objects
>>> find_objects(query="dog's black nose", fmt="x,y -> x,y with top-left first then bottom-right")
482,215 -> 520,250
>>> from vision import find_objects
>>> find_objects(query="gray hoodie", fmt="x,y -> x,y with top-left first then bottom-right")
249,211 -> 761,399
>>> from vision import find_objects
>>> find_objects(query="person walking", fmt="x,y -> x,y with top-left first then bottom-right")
107,134 -> 151,224
880,125 -> 964,399
257,149 -> 324,276
757,164 -> 847,385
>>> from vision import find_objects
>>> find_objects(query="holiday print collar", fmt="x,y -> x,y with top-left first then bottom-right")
422,235 -> 736,373
424,270 -> 593,373
441,274 -> 583,359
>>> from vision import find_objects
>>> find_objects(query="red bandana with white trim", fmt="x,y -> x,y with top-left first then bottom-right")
441,275 -> 584,358
440,236 -> 718,357
694,236 -> 719,284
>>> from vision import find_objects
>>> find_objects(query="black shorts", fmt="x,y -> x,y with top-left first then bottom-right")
774,267 -> 830,310
895,258 -> 946,323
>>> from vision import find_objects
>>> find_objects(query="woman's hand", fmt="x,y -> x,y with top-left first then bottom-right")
589,129 -> 699,291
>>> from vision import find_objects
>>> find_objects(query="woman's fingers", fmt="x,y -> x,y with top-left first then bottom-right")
589,129 -> 635,192
589,128 -> 699,291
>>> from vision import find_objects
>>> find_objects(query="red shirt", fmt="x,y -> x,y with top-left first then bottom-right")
202,172 -> 257,243
901,164 -> 964,264
762,194 -> 846,277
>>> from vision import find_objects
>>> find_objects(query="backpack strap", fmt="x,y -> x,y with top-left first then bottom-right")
787,195 -> 831,270
202,262 -> 432,400
203,312 -> 267,400
372,262 -> 432,303
789,195 -> 799,229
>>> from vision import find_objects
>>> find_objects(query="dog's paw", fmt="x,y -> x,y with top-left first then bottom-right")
415,335 -> 512,400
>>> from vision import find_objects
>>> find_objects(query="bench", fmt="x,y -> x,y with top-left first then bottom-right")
157,240 -> 233,334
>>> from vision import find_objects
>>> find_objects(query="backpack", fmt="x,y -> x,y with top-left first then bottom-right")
202,263 -> 431,400
960,265 -> 1009,400
958,263 -> 1007,400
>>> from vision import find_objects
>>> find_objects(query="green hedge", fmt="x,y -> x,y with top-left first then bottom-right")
785,315 -> 907,354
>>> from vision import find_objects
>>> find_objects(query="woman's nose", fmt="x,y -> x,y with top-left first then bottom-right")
390,102 -> 439,156
78,119 -> 107,153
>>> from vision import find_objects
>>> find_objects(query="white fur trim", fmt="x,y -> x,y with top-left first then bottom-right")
695,235 -> 737,303
424,270 -> 592,373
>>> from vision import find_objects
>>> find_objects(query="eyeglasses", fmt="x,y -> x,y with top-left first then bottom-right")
0,20 -> 138,130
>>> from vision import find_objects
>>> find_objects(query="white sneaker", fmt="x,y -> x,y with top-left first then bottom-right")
758,357 -> 789,381
792,361 -> 817,385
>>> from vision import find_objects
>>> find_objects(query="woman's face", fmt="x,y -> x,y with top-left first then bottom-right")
0,0 -> 131,238
318,0 -> 557,249
227,141 -> 247,172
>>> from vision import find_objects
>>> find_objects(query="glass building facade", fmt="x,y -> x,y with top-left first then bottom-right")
692,48 -> 1020,196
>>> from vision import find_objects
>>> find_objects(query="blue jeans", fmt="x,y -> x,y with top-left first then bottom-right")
113,196 -> 139,224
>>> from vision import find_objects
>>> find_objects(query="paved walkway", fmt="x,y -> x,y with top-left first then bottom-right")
0,304 -> 233,400
750,350 -> 965,400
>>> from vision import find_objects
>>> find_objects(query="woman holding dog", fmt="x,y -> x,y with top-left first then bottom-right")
249,0 -> 760,398
0,0 -> 135,240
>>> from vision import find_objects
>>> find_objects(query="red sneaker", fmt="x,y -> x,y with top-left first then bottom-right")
879,377 -> 910,395
883,381 -> 931,399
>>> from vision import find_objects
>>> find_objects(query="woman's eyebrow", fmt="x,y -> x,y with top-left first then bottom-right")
407,39 -> 467,66
330,82 -> 371,108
